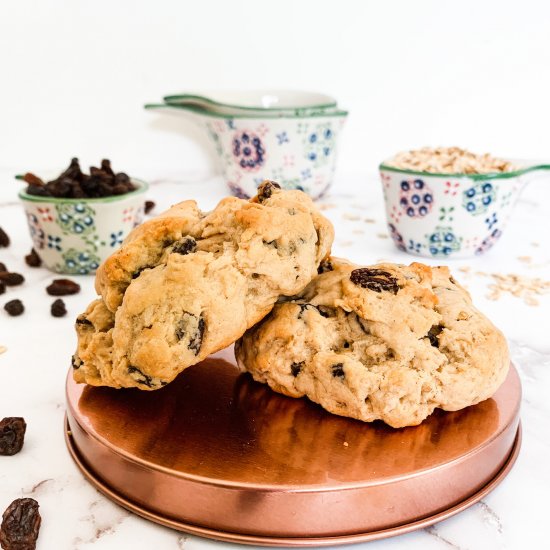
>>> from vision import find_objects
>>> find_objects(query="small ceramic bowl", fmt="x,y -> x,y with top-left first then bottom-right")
145,103 -> 348,199
379,162 -> 550,258
18,179 -> 148,274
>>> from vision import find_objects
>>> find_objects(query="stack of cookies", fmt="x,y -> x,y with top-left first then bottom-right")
73,181 -> 509,428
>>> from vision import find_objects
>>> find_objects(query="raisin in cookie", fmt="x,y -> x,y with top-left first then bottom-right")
73,182 -> 334,389
235,258 -> 509,428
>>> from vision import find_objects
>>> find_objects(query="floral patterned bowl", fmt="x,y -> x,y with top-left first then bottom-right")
18,179 -> 148,274
145,103 -> 348,199
379,163 -> 550,258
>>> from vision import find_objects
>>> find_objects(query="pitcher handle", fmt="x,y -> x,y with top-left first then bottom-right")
518,163 -> 550,176
144,103 -> 206,115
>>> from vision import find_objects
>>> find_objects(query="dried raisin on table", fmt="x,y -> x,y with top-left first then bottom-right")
0,273 -> 25,286
4,300 -> 24,317
0,498 -> 41,550
24,249 -> 41,268
0,228 -> 9,248
144,200 -> 156,214
50,299 -> 67,318
0,417 -> 26,456
349,268 -> 399,294
46,279 -> 80,296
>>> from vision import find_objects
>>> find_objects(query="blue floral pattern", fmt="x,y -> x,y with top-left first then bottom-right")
303,123 -> 334,167
462,182 -> 496,215
26,213 -> 45,249
485,212 -> 498,229
56,203 -> 96,236
60,249 -> 101,275
475,228 -> 503,255
408,239 -> 423,253
47,235 -> 62,251
232,131 -> 265,171
110,230 -> 124,247
228,182 -> 250,199
399,179 -> 434,217
427,226 -> 462,256
388,223 -> 406,252
276,132 -> 289,145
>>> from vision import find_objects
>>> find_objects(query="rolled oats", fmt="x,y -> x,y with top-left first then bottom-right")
385,147 -> 518,174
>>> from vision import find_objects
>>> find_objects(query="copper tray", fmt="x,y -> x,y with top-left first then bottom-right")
65,349 -> 521,546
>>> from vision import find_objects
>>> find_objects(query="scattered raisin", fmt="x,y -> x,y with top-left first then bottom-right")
172,237 -> 197,255
0,281 -> 5,295
51,299 -> 67,318
331,363 -> 345,378
427,325 -> 443,348
343,341 -> 350,349
24,249 -> 41,268
290,362 -> 304,377
144,200 -> 156,214
350,268 -> 399,294
0,263 -> 6,272
0,273 -> 24,286
4,300 -> 24,316
0,417 -> 27,456
0,498 -> 41,550
256,180 -> 281,203
0,228 -> 10,248
71,355 -> 81,369
46,279 -> 80,296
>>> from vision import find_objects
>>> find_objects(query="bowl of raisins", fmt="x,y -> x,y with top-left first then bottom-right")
18,158 -> 148,274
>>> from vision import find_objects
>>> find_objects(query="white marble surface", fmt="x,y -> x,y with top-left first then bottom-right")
1,171 -> 549,550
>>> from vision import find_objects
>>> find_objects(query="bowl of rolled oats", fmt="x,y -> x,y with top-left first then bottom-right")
379,147 -> 550,258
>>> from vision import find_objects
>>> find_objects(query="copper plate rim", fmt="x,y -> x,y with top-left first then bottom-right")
64,418 -> 521,547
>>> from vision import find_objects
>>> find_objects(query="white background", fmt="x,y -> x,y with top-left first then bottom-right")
1,0 -> 549,183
